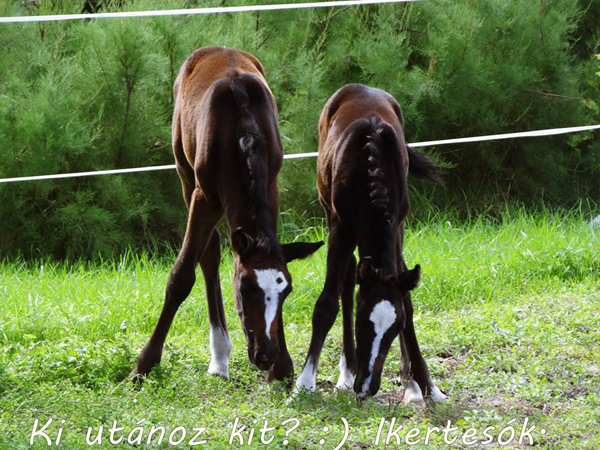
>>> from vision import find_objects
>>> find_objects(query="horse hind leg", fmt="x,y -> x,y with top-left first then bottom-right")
176,162 -> 195,209
335,254 -> 357,391
173,111 -> 195,208
398,330 -> 425,404
200,230 -> 233,380
399,292 -> 447,404
131,189 -> 222,380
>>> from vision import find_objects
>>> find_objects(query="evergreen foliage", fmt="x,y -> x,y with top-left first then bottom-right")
0,0 -> 598,258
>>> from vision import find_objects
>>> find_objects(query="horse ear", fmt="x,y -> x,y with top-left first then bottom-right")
357,257 -> 376,284
281,241 -> 323,262
231,227 -> 255,257
396,264 -> 421,291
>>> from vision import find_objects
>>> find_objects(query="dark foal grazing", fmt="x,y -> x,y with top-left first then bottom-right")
131,47 -> 322,384
295,84 -> 445,402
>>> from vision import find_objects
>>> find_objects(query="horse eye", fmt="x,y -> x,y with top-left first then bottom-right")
276,277 -> 283,284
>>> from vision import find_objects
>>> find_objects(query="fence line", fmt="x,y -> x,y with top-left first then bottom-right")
1,124 -> 598,184
407,124 -> 600,148
0,0 -> 422,23
0,165 -> 177,184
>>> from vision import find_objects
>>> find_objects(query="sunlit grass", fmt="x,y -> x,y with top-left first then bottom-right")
1,209 -> 599,449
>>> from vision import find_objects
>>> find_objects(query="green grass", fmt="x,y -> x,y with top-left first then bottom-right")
1,210 -> 599,449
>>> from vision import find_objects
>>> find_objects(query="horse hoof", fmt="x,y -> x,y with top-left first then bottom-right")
334,383 -> 353,393
207,364 -> 230,380
129,369 -> 146,384
356,392 -> 369,402
334,375 -> 355,392
430,384 -> 448,403
293,380 -> 316,397
403,380 -> 425,404
294,380 -> 316,394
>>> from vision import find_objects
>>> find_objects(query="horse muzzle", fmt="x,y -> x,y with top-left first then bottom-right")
249,343 -> 279,371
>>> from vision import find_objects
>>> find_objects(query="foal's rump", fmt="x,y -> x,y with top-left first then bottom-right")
172,47 -> 282,204
329,116 -> 409,231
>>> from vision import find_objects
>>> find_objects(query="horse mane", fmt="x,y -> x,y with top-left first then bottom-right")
365,116 -> 395,231
230,77 -> 276,251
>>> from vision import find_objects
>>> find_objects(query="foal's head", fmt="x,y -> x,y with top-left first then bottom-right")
232,227 -> 322,371
354,258 -> 421,397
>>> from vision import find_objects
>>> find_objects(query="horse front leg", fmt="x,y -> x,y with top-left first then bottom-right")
295,223 -> 354,393
267,313 -> 294,386
335,254 -> 357,391
131,189 -> 222,380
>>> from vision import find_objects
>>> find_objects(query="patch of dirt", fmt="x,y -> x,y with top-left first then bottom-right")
457,392 -> 539,415
435,345 -> 473,359
372,390 -> 407,406
563,384 -> 591,400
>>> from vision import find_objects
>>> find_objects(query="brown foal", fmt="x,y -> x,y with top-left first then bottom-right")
295,84 -> 446,402
131,46 -> 322,384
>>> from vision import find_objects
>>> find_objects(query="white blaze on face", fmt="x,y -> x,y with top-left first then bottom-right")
254,269 -> 288,339
361,300 -> 397,393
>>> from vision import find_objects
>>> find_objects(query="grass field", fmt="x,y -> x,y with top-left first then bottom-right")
1,210 -> 599,449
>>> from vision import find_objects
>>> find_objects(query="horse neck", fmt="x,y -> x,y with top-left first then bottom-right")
224,193 -> 279,249
357,223 -> 401,277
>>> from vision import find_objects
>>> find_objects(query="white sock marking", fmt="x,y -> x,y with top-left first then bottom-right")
208,324 -> 232,379
362,300 -> 396,393
254,269 -> 288,339
430,384 -> 447,403
403,379 -> 424,404
295,359 -> 316,393
335,353 -> 355,390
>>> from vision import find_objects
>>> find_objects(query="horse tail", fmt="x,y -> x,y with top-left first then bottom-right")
406,146 -> 443,185
364,116 -> 399,229
230,75 -> 273,249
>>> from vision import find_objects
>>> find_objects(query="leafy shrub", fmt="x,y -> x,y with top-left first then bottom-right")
0,0 -> 598,258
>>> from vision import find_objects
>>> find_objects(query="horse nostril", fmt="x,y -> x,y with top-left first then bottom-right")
256,353 -> 271,364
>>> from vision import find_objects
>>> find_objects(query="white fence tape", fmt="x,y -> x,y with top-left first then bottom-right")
0,0 -> 422,23
407,124 -> 600,148
0,165 -> 177,184
1,124 -> 598,184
